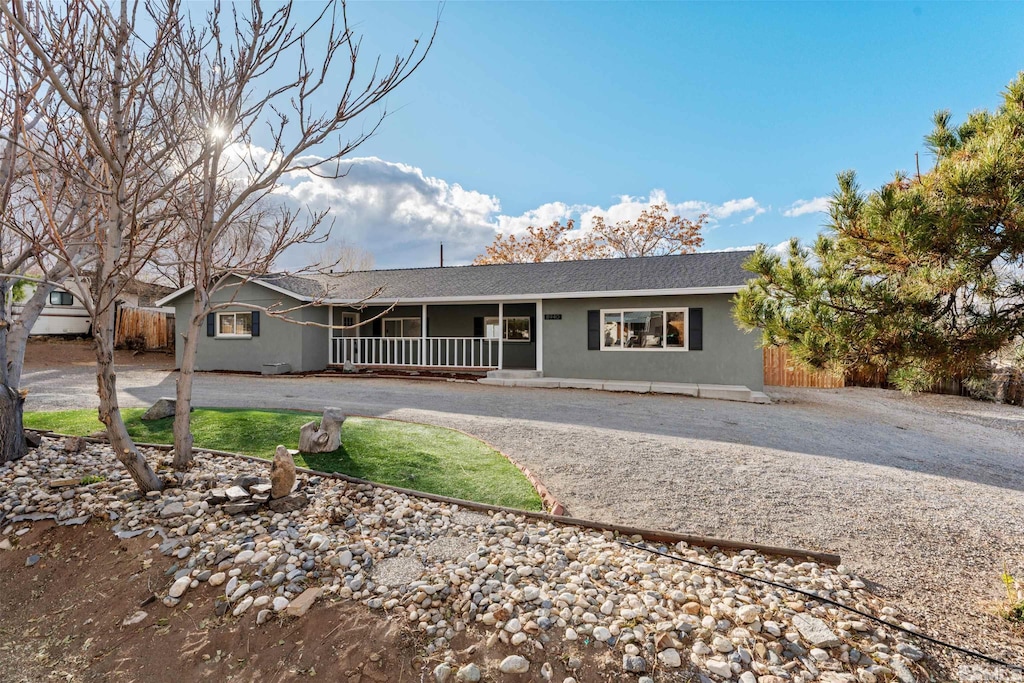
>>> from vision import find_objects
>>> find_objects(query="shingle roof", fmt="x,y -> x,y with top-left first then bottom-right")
257,251 -> 755,303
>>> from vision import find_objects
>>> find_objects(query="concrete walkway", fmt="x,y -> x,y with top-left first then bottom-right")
20,361 -> 1024,667
479,374 -> 771,403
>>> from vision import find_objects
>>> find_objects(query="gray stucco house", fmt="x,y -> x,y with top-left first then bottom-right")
157,251 -> 766,401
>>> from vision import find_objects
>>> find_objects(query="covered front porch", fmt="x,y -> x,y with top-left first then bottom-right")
328,302 -> 541,371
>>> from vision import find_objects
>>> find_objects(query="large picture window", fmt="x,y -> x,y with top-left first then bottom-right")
601,308 -> 687,351
484,316 -> 531,342
383,317 -> 422,338
216,312 -> 252,338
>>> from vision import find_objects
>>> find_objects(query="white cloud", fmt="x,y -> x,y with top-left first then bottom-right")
494,202 -> 577,235
782,196 -> 830,218
260,153 -> 767,268
714,245 -> 760,252
274,157 -> 502,267
577,190 -> 765,235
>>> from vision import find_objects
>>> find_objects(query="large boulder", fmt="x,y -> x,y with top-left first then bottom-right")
140,397 -> 193,421
270,445 -> 296,499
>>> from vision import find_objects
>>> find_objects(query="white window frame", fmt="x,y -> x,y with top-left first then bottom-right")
382,316 -> 422,338
49,290 -> 74,306
600,308 -> 688,352
330,307 -> 360,339
215,311 -> 253,339
484,315 -> 531,342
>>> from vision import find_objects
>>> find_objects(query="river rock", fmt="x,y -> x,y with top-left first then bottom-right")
285,587 -> 321,617
657,648 -> 681,668
122,610 -> 149,626
623,655 -> 647,673
268,493 -> 309,513
160,502 -> 184,519
168,576 -> 190,598
499,655 -> 529,674
456,663 -> 481,682
223,502 -> 260,515
63,436 -> 87,453
792,614 -> 841,648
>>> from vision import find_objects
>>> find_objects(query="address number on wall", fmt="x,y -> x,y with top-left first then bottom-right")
543,314 -> 562,320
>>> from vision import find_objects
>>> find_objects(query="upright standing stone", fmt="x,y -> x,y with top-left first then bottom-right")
270,445 -> 296,499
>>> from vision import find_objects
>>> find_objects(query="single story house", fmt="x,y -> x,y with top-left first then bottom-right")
157,251 -> 767,401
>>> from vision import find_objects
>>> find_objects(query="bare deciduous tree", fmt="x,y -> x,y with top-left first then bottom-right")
590,203 -> 706,257
472,219 -> 604,265
473,204 -> 708,264
164,0 -> 435,469
0,0 -> 202,490
0,2 -> 94,463
314,240 -> 375,273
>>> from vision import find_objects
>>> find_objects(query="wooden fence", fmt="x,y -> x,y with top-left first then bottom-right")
115,306 -> 174,350
763,346 -> 845,388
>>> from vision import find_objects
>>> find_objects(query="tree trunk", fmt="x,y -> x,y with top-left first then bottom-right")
298,407 -> 345,453
94,304 -> 164,492
0,281 -> 54,465
172,298 -> 203,470
6,281 -> 54,387
0,384 -> 27,464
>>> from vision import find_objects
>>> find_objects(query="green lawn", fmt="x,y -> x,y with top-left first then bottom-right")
23,408 -> 543,511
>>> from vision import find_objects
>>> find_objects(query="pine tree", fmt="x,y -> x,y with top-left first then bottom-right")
735,74 -> 1024,390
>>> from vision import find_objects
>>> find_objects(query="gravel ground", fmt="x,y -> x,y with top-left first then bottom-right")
2,437 -> 936,682
21,354 -> 1024,675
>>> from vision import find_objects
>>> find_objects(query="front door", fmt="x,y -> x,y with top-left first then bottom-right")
331,307 -> 360,363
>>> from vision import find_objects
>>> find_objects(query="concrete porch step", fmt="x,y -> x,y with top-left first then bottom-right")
485,369 -> 543,380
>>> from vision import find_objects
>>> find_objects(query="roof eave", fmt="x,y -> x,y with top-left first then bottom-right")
320,285 -> 743,306
154,279 -> 315,307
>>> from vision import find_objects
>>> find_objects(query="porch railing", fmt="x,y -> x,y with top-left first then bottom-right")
332,336 -> 499,369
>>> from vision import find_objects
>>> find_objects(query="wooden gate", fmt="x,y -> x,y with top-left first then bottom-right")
763,346 -> 845,388
115,306 -> 174,349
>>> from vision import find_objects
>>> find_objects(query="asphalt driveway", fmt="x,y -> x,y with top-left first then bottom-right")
21,357 -> 1024,667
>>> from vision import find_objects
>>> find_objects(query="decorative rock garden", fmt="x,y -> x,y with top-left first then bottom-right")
1,436 -> 933,682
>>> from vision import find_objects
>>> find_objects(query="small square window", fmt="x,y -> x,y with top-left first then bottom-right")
216,312 -> 253,338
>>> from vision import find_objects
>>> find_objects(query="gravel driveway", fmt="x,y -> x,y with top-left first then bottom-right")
22,358 -> 1024,669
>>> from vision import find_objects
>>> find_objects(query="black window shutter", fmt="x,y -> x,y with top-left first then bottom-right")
473,316 -> 484,337
529,316 -> 536,342
371,317 -> 382,337
207,312 -> 215,337
689,308 -> 703,350
251,311 -> 260,337
587,310 -> 600,350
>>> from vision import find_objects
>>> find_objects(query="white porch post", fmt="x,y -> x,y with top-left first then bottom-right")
421,303 -> 427,366
497,302 -> 504,370
536,299 -> 543,374
328,305 -> 335,364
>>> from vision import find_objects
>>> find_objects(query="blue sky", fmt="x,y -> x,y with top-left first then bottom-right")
269,1 -> 1024,269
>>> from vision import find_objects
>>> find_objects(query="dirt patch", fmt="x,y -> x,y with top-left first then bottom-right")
0,521 -> 691,682
25,337 -> 174,371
